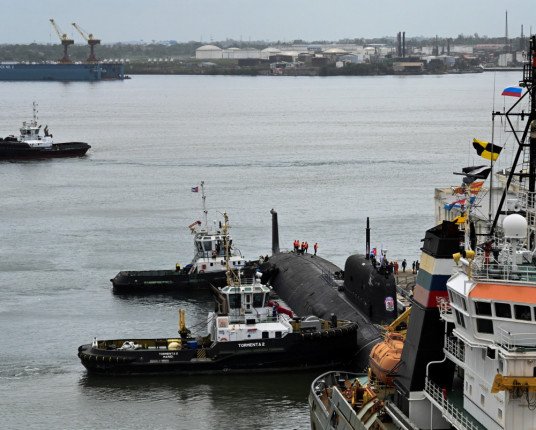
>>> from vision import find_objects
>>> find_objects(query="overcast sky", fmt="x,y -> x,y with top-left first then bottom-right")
3,0 -> 534,44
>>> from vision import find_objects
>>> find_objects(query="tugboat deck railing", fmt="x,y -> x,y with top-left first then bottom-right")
424,379 -> 484,430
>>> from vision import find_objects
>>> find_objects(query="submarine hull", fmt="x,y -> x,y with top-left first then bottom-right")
261,252 -> 382,370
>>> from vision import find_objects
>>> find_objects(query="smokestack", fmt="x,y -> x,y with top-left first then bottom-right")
365,217 -> 370,259
447,38 -> 451,55
397,32 -> 402,57
505,10 -> 509,46
402,31 -> 406,57
270,208 -> 280,255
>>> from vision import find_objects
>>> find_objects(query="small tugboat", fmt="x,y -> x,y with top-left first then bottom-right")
111,182 -> 258,294
79,214 -> 359,375
308,35 -> 536,430
0,102 -> 90,159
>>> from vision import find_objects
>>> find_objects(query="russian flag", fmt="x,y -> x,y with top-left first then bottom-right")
191,186 -> 199,193
501,87 -> 522,97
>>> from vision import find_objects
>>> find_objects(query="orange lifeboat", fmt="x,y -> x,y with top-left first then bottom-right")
369,332 -> 404,386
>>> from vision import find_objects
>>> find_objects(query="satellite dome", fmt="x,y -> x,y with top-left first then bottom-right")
502,213 -> 528,239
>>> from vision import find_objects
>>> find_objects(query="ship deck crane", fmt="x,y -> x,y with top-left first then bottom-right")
49,19 -> 74,64
71,23 -> 101,63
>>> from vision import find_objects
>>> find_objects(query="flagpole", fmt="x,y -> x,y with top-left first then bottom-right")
489,115 -> 495,224
489,73 -> 497,224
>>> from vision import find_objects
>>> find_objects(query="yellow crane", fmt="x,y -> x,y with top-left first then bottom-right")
385,306 -> 411,335
491,373 -> 536,393
71,23 -> 101,63
49,19 -> 74,64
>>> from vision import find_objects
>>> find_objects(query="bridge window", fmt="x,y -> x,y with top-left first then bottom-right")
494,302 -> 512,319
275,331 -> 282,338
262,331 -> 269,339
476,318 -> 494,334
253,293 -> 264,307
514,304 -> 532,321
228,294 -> 241,309
455,310 -> 466,328
474,301 -> 492,316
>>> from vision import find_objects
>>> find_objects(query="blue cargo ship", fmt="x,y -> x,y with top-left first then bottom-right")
0,62 -> 125,81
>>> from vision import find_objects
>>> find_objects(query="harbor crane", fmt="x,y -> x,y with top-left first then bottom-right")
71,23 -> 101,63
49,19 -> 74,63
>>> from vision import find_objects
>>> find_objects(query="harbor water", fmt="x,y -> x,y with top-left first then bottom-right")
0,72 -> 520,429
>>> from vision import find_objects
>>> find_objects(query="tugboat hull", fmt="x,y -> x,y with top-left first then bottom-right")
78,324 -> 359,376
111,266 -> 258,294
0,141 -> 91,159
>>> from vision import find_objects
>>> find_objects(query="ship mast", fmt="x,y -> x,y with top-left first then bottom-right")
32,102 -> 38,127
489,35 -> 536,248
221,212 -> 242,288
200,181 -> 208,230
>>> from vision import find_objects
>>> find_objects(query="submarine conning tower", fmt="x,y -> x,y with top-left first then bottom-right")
343,255 -> 398,325
394,220 -> 461,424
342,216 -> 398,325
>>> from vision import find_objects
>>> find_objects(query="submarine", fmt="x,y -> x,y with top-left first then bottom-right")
260,209 -> 397,370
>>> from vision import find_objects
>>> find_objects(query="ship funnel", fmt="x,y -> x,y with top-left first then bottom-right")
270,209 -> 280,255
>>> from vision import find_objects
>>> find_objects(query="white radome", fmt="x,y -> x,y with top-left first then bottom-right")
502,213 -> 528,238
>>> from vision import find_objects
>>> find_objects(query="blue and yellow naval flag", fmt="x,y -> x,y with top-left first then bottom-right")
472,138 -> 502,161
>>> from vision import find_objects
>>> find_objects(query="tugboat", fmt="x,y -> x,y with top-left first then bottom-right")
0,102 -> 90,159
111,182 -> 258,294
308,35 -> 536,430
79,214 -> 359,375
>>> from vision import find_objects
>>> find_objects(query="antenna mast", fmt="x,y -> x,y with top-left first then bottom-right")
489,36 -> 536,248
200,181 -> 208,229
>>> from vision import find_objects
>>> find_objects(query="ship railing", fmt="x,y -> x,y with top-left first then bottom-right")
471,261 -> 536,283
437,298 -> 451,316
230,314 -> 280,324
497,327 -> 536,351
424,379 -> 481,430
444,335 -> 464,362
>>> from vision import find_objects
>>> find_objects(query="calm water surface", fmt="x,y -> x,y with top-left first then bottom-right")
0,72 -> 520,429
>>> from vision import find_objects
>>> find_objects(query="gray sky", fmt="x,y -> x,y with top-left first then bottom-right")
3,0 -> 534,44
